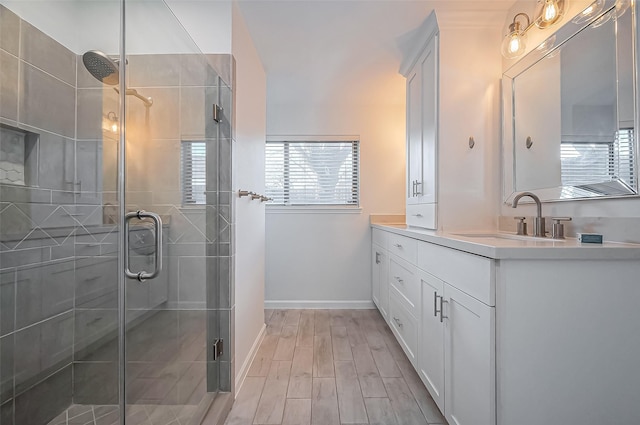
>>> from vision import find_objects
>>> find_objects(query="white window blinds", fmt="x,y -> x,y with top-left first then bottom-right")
265,140 -> 360,206
181,141 -> 206,205
560,129 -> 635,188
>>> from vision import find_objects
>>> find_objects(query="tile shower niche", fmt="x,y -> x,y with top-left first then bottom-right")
0,124 -> 37,189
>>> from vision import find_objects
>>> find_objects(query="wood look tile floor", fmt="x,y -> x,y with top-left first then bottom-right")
224,309 -> 448,425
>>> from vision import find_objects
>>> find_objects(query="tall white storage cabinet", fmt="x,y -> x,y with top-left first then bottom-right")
400,12 -> 438,230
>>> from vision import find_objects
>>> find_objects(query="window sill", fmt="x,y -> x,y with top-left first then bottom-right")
266,206 -> 362,214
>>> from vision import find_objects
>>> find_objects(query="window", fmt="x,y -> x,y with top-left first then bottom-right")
560,129 -> 635,191
181,141 -> 206,205
265,140 -> 359,206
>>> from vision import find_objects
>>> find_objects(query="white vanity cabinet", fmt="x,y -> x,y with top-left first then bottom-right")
371,225 -> 640,425
373,227 -> 496,425
401,14 -> 438,230
417,242 -> 495,425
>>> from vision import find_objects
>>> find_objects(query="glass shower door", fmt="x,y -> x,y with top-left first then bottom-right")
121,1 -> 223,423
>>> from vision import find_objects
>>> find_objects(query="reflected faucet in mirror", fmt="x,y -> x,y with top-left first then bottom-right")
512,191 -> 546,237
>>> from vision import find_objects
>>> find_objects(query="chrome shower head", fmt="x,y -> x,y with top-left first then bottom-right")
82,50 -> 119,85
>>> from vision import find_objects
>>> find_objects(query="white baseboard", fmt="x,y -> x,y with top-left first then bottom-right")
264,300 -> 375,309
234,323 -> 266,397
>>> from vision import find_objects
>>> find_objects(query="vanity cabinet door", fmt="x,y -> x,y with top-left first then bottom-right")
443,283 -> 495,425
371,244 -> 389,319
407,66 -> 422,204
418,269 -> 445,413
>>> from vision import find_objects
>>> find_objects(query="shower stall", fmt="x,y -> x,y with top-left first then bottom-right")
0,1 -> 235,424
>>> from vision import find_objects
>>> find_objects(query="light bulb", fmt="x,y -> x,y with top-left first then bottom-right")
509,37 -> 521,54
542,0 -> 559,22
111,123 -> 118,133
502,31 -> 527,59
535,0 -> 564,28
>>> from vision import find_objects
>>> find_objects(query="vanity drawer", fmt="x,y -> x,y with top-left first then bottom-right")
389,256 -> 420,317
388,233 -> 417,264
417,241 -> 495,306
406,203 -> 436,229
372,228 -> 388,249
389,290 -> 419,367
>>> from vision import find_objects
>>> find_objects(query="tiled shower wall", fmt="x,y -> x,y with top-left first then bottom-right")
0,5 -> 107,425
0,3 -> 236,424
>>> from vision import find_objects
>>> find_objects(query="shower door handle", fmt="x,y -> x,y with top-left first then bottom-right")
124,210 -> 163,282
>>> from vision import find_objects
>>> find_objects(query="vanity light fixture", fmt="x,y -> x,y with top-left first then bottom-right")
501,13 -> 531,59
502,0 -> 567,59
535,0 -> 566,28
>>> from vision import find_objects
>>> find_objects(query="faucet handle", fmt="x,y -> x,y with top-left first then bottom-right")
513,216 -> 528,236
551,217 -> 572,239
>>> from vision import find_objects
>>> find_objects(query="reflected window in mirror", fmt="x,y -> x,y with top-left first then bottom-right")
502,0 -> 637,203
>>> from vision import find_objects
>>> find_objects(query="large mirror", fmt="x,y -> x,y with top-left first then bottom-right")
502,0 -> 637,203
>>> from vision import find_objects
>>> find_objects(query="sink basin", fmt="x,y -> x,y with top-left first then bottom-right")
452,232 -> 565,242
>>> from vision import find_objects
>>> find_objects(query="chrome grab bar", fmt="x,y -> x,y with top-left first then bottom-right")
124,210 -> 162,282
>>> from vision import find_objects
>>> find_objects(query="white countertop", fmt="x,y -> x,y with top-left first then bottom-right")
372,223 -> 640,260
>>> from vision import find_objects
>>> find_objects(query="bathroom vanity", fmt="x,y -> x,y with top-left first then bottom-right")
371,224 -> 640,425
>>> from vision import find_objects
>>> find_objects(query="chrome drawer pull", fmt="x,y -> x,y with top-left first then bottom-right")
393,243 -> 402,248
440,299 -> 447,323
412,213 -> 423,218
394,276 -> 404,284
393,316 -> 404,328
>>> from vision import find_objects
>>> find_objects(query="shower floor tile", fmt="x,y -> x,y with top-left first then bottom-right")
47,403 -> 196,425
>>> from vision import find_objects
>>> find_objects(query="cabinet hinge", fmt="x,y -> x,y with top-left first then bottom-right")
213,338 -> 223,360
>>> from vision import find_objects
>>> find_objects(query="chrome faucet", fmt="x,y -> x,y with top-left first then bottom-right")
512,192 -> 546,237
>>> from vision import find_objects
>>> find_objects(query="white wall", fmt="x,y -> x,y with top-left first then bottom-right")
265,100 -> 406,307
166,0 -> 232,54
231,0 -> 267,391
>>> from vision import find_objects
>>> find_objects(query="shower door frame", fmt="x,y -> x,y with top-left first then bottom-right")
116,1 -> 127,422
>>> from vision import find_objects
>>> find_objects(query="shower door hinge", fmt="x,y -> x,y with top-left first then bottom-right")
213,338 -> 223,361
212,104 -> 223,123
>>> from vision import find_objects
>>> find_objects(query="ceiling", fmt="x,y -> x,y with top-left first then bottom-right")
237,0 -> 519,107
